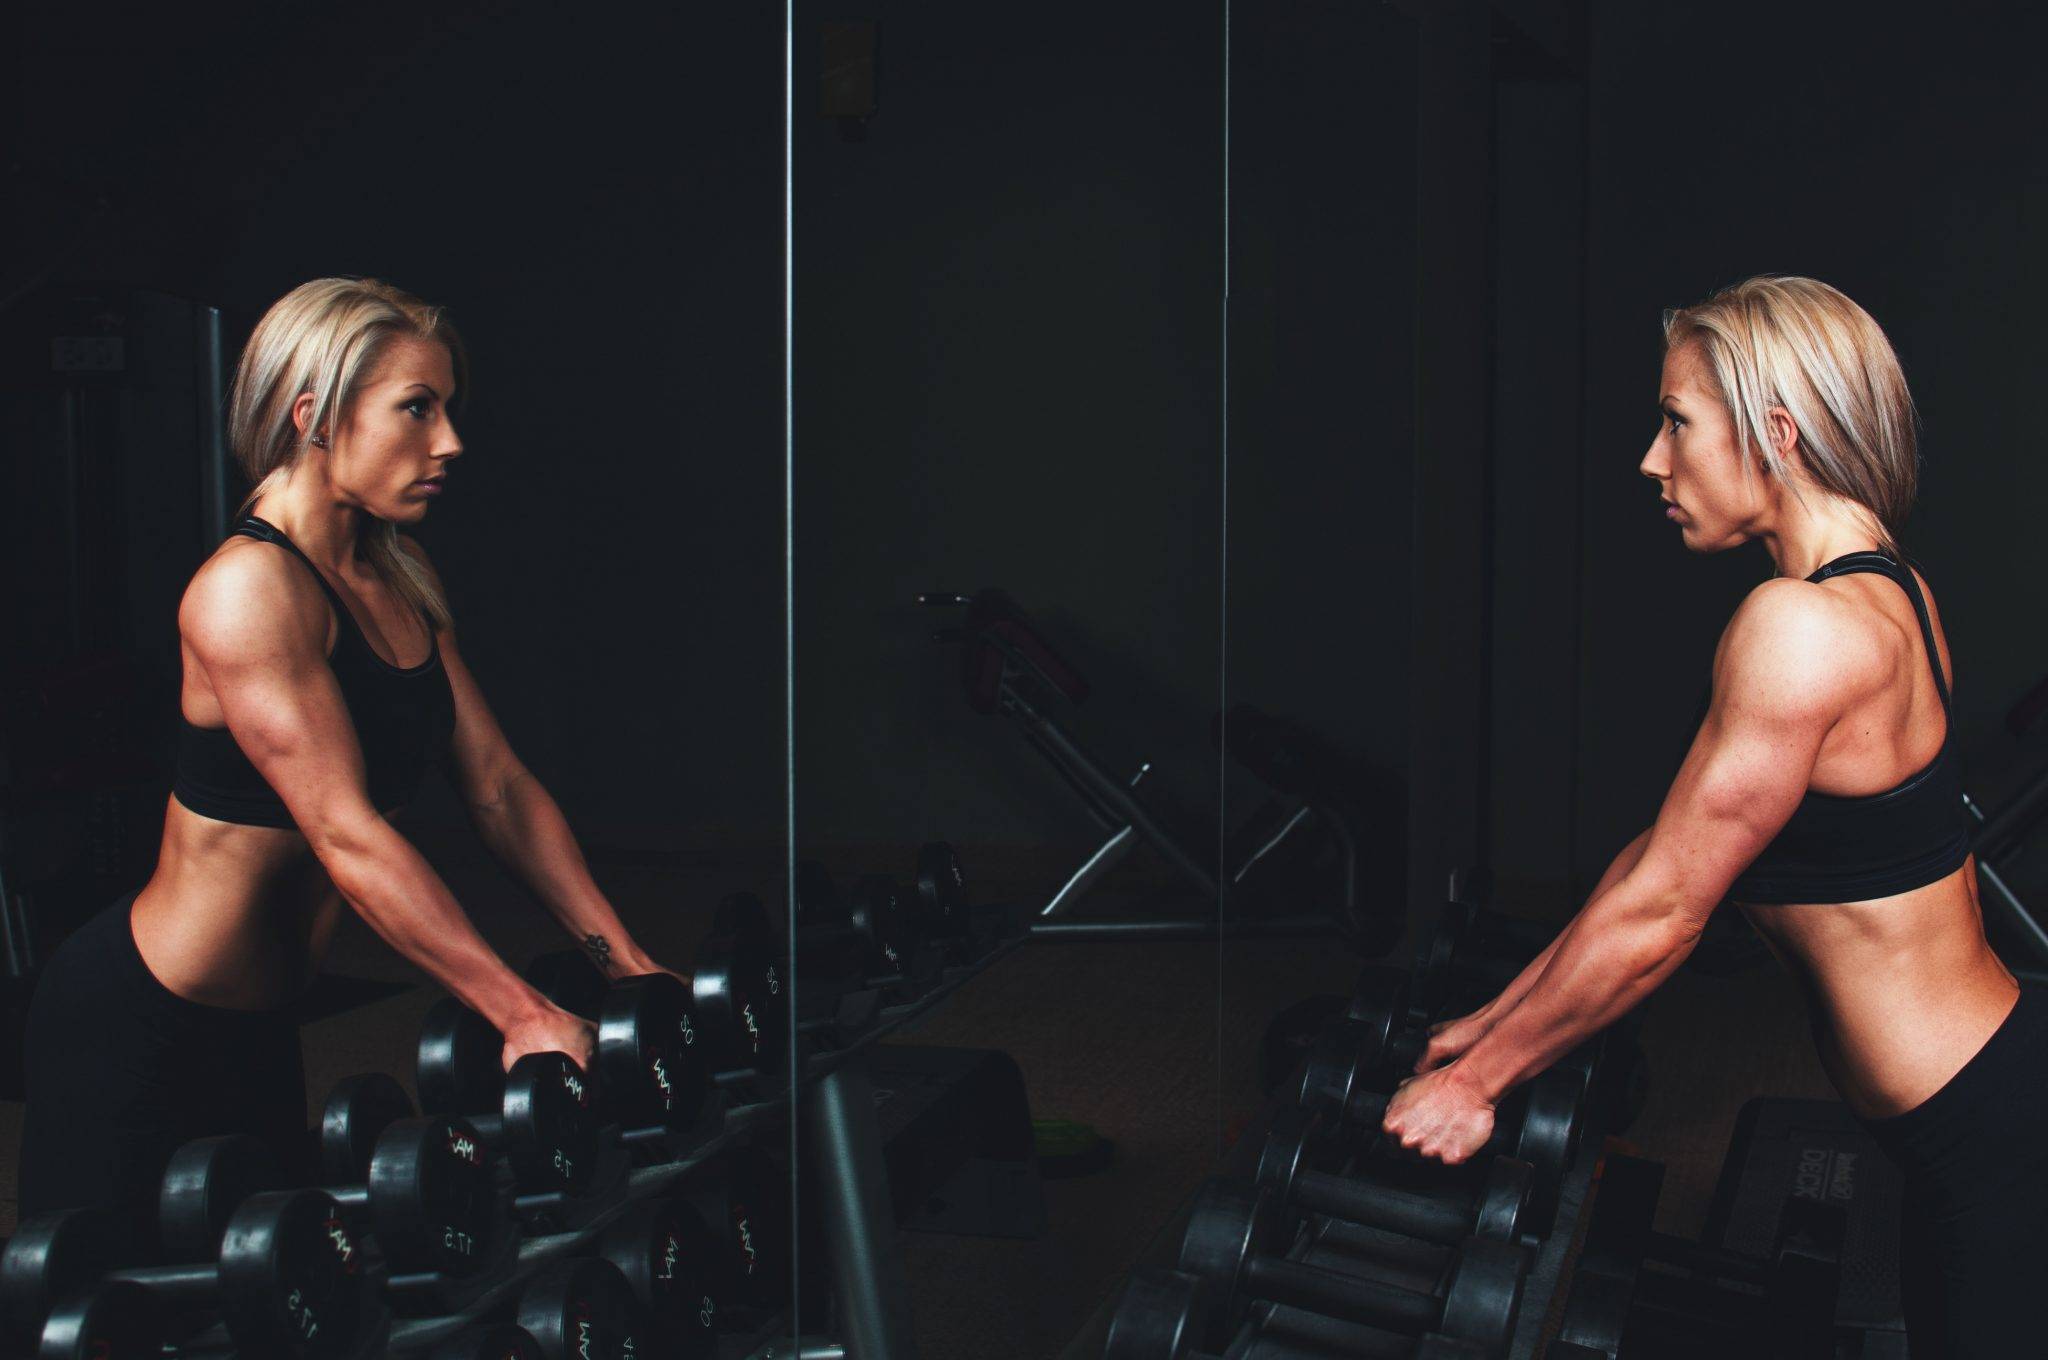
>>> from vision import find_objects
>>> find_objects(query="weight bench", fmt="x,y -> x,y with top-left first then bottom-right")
919,589 -> 1399,950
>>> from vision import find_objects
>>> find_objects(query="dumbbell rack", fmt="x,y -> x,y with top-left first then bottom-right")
378,906 -> 1035,1359
1296,1118 -> 1602,1357
1073,1015 -> 1613,1351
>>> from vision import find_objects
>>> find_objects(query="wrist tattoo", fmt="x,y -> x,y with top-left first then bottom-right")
583,933 -> 613,973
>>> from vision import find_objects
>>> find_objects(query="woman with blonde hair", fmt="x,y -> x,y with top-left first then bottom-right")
1383,276 -> 2041,1356
19,277 -> 672,1231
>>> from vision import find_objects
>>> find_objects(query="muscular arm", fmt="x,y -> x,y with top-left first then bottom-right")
405,542 -> 659,978
1479,827 -> 1653,1022
1413,828 -> 1649,1073
183,549 -> 553,1033
1452,581 -> 1857,1102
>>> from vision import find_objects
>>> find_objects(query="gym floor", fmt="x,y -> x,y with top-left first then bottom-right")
0,835 -> 1837,1359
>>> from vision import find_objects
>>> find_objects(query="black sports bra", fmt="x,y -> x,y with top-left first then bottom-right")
171,517 -> 456,829
1724,550 -> 1970,904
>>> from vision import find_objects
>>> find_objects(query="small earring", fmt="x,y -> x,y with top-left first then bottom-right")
310,434 -> 327,448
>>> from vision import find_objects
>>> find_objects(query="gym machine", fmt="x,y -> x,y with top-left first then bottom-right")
918,589 -> 1402,952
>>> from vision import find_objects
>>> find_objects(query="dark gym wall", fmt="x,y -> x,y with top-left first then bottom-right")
9,4 -> 788,850
790,3 -> 1430,857
790,4 -> 1230,851
1571,2 -> 2048,884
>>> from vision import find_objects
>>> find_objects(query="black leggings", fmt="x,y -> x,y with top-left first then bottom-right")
17,892 -> 307,1239
1859,984 -> 2048,1359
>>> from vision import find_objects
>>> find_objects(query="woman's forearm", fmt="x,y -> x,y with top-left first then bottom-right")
469,765 -> 657,975
317,816 -> 552,1032
1467,827 -> 1653,1023
1458,880 -> 1697,1100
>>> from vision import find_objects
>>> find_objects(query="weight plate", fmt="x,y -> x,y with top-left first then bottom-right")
516,1257 -> 648,1360
1177,1180 -> 1277,1315
0,1210 -> 123,1353
216,1189 -> 364,1360
159,1134 -> 282,1263
320,1072 -> 416,1185
1513,1069 -> 1585,1235
693,903 -> 788,1076
417,998 -> 506,1117
1474,1156 -> 1536,1244
913,841 -> 967,935
1103,1268 -> 1213,1360
1436,1234 -> 1527,1355
365,1116 -> 496,1276
598,1197 -> 720,1358
599,973 -> 708,1133
502,1053 -> 597,1196
36,1277 -> 161,1360
720,1144 -> 792,1308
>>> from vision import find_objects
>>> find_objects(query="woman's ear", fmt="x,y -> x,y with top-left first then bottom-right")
1764,405 -> 1802,471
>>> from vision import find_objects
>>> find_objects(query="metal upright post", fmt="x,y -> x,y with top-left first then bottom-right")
801,1056 -> 918,1360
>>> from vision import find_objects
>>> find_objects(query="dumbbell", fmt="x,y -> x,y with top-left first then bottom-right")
590,1196 -> 724,1358
695,891 -> 792,1076
4,1192 -> 365,1360
527,905 -> 789,1085
160,1115 -> 495,1279
1178,1180 -> 1526,1355
911,841 -> 971,938
416,1002 -> 600,1198
515,1255 -> 652,1360
521,951 -> 715,1139
1257,1107 -> 1535,1248
687,1141 -> 797,1315
1298,1026 -> 1584,1238
786,868 -> 938,1002
1105,1266 -> 1489,1359
33,1278 -> 163,1360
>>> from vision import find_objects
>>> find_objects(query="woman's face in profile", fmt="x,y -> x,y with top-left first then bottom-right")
1640,340 -> 1763,552
327,334 -> 463,525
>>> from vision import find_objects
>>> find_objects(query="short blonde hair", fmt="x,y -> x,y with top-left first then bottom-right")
1664,276 -> 1918,551
228,277 -> 465,629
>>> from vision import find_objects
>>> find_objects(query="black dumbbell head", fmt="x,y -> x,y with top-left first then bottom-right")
320,1072 -> 417,1184
598,1197 -> 720,1357
159,1134 -> 284,1263
1103,1267 -> 1215,1360
693,900 -> 788,1076
1435,1235 -> 1528,1355
597,972 -> 709,1134
35,1277 -> 162,1360
501,1052 -> 599,1196
516,1256 -> 648,1360
0,1210 -> 126,1353
418,997 -> 508,1117
719,1143 -> 793,1308
1508,1069 -> 1584,1232
913,841 -> 967,935
364,1116 -> 497,1276
1474,1156 -> 1537,1243
1177,1181 -> 1280,1301
214,1189 -> 366,1360
1254,1107 -> 1335,1209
